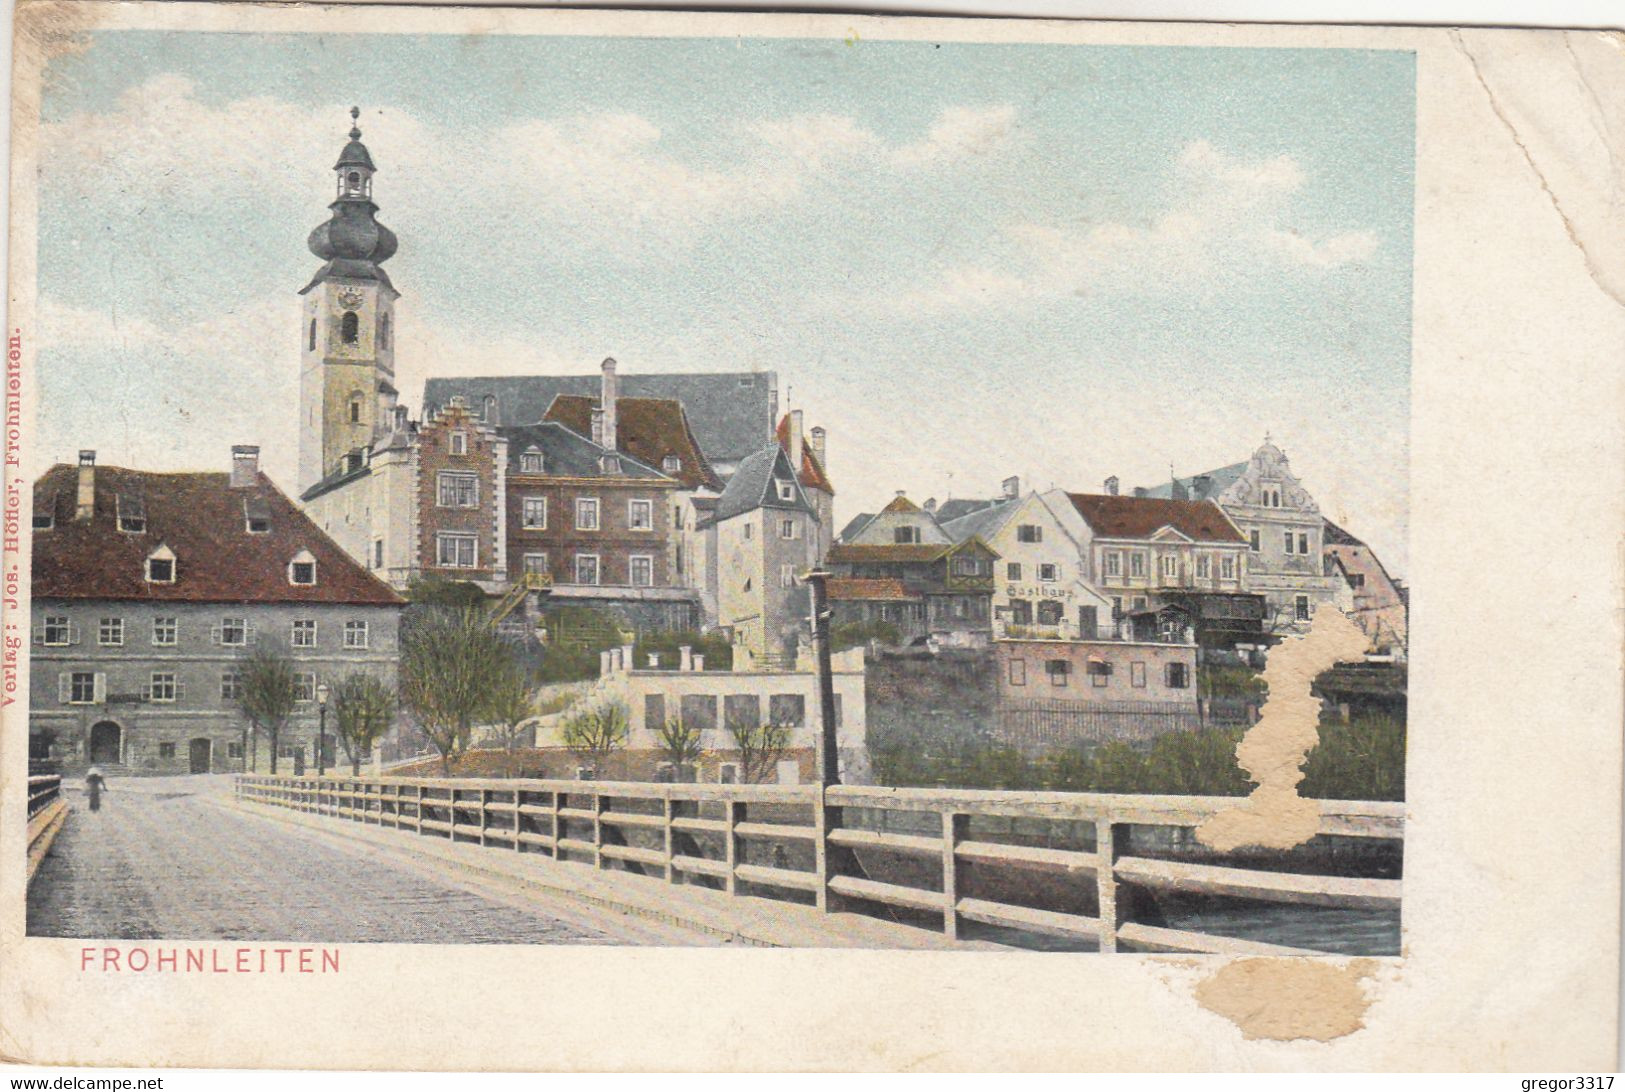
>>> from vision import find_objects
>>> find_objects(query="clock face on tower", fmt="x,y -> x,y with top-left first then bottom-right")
337,288 -> 366,309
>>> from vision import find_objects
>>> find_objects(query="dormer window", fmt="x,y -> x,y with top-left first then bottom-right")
482,395 -> 497,423
776,480 -> 795,502
243,496 -> 271,534
289,550 -> 317,587
32,495 -> 54,530
600,455 -> 621,475
520,447 -> 544,474
116,493 -> 146,534
146,544 -> 176,584
662,455 -> 682,474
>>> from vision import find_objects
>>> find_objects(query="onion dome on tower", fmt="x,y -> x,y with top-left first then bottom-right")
302,107 -> 398,294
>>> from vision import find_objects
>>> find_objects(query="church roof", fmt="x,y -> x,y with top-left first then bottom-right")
34,463 -> 403,606
424,371 -> 776,472
334,138 -> 376,171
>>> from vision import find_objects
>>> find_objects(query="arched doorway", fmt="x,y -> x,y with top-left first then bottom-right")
188,738 -> 212,775
89,721 -> 122,765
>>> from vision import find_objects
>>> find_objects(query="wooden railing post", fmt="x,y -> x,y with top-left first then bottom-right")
513,787 -> 524,850
941,811 -> 963,940
724,800 -> 742,896
663,794 -> 677,884
1096,817 -> 1121,954
593,788 -> 607,870
415,784 -> 424,835
479,788 -> 491,847
549,789 -> 563,859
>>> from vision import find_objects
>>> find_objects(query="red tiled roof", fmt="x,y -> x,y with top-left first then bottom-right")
826,578 -> 915,602
775,415 -> 834,495
32,464 -> 404,605
879,494 -> 920,514
545,395 -> 722,491
1064,493 -> 1245,544
826,542 -> 952,564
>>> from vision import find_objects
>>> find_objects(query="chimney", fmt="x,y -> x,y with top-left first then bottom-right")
788,409 -> 804,480
810,426 -> 826,463
1193,474 -> 1213,500
1104,475 -> 1119,496
1001,475 -> 1020,500
1132,486 -> 1148,498
600,357 -> 618,452
591,407 -> 606,446
75,450 -> 96,522
230,445 -> 261,489
923,498 -> 937,514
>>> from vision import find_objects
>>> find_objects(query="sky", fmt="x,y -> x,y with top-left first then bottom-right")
32,31 -> 1414,574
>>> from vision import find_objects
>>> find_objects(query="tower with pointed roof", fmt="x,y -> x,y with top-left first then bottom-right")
298,107 -> 401,493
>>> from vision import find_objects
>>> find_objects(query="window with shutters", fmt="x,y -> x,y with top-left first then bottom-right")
68,672 -> 95,704
148,673 -> 178,703
98,618 -> 124,646
218,617 -> 248,646
1017,525 -> 1042,543
41,616 -> 73,646
152,617 -> 177,646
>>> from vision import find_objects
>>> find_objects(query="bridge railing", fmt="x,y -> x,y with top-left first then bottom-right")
26,774 -> 69,888
235,773 -> 1403,954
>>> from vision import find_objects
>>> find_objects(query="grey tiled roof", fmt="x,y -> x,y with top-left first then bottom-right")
706,445 -> 816,525
1139,461 -> 1248,501
940,498 -> 1017,544
837,512 -> 876,543
500,422 -> 668,480
934,497 -> 1002,523
423,371 -> 776,469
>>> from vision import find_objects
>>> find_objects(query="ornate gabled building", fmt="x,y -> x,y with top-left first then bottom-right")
1137,438 -> 1345,634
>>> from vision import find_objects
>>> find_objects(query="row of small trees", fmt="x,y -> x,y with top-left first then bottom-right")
559,700 -> 795,783
235,646 -> 395,776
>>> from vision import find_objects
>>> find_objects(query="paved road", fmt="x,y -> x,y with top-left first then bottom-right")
28,776 -> 700,945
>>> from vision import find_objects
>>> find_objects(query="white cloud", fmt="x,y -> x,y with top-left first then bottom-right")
880,139 -> 1382,314
41,77 -> 1020,265
890,105 -> 1017,168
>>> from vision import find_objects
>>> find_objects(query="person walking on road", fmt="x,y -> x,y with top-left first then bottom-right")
85,767 -> 108,813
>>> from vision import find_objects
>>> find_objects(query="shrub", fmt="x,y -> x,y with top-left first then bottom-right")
1300,715 -> 1407,801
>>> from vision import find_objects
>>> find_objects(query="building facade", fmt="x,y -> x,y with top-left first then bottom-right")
1045,488 -> 1263,648
1323,519 -> 1407,656
824,525 -> 999,649
704,445 -> 824,669
29,448 -> 404,775
1139,439 -> 1345,633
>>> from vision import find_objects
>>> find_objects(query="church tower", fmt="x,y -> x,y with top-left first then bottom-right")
298,107 -> 400,493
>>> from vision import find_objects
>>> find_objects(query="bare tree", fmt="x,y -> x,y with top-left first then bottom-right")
654,707 -> 702,782
332,672 -> 396,776
560,700 -> 630,779
729,717 -> 794,784
485,655 -> 540,778
238,645 -> 298,775
400,606 -> 510,775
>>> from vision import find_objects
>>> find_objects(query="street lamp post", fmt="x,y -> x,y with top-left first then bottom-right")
315,682 -> 330,778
